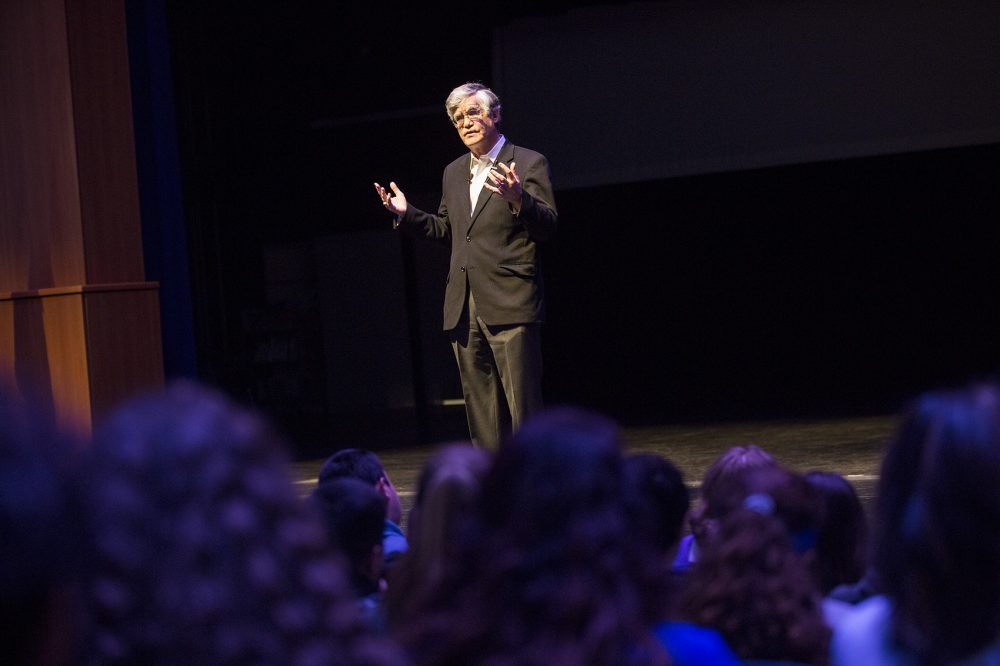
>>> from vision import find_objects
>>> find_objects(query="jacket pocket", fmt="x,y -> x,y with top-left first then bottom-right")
498,263 -> 536,279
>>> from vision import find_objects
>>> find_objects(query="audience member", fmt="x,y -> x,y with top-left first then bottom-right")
805,471 -> 867,596
311,477 -> 388,632
625,453 -> 740,666
319,448 -> 408,570
384,443 -> 490,631
0,386 -> 82,666
80,381 -> 399,664
674,444 -> 779,572
681,465 -> 830,665
395,407 -> 669,665
805,470 -> 870,628
832,383 -> 1000,665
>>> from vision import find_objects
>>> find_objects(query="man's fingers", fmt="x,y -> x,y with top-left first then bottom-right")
497,162 -> 518,183
389,181 -> 402,195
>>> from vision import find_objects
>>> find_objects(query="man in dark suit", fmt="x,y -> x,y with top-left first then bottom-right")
374,83 -> 557,448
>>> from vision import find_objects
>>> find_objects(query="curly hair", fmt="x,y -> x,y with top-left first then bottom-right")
393,408 -> 668,665
80,381 -> 399,664
681,467 -> 829,665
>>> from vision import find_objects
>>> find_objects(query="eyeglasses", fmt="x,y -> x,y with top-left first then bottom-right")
452,106 -> 486,127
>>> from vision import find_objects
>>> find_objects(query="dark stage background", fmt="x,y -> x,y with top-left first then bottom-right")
131,1 -> 1000,452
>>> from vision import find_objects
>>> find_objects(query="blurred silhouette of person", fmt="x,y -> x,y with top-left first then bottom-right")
805,471 -> 868,595
375,82 -> 557,448
674,444 -> 779,572
805,470 -> 870,628
833,383 -> 1000,665
395,407 -> 668,664
0,385 -> 82,666
319,448 -> 408,571
384,443 -> 490,631
80,381 -> 400,664
624,453 -> 740,666
681,465 -> 830,665
311,477 -> 388,633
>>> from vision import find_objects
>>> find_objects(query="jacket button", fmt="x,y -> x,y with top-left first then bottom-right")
466,235 -> 471,242
460,266 -> 466,272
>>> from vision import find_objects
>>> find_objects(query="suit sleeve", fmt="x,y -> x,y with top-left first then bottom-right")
396,173 -> 453,244
515,153 -> 558,242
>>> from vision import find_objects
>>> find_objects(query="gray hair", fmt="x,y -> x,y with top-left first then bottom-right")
445,83 -> 501,123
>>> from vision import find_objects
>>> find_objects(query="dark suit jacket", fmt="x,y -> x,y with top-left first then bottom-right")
398,141 -> 558,330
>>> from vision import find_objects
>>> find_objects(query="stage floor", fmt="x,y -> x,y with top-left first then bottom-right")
292,413 -> 895,521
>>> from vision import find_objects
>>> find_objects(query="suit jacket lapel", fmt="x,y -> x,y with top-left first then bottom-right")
453,156 -> 473,229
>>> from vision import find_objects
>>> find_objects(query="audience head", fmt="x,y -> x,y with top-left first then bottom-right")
81,381 -> 397,664
385,443 -> 490,630
682,465 -> 829,665
0,386 -> 82,666
624,452 -> 690,556
874,383 -> 1000,662
397,407 -> 667,665
311,478 -> 386,594
406,442 -> 490,566
805,470 -> 868,594
320,448 -> 402,525
690,444 -> 779,545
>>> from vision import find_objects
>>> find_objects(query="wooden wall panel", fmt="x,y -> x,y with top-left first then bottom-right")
65,0 -> 145,284
0,0 -> 165,433
84,286 -> 164,423
0,300 -> 14,382
0,292 -> 92,434
0,0 -> 87,291
41,294 -> 92,433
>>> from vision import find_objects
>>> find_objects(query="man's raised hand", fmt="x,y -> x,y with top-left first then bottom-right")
374,181 -> 407,217
485,161 -> 522,210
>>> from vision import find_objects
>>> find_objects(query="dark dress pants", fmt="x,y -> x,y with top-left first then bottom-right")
449,290 -> 543,448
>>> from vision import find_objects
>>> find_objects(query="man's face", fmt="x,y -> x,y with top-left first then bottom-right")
452,95 -> 500,156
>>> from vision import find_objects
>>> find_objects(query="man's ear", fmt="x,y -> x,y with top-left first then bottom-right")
375,476 -> 391,501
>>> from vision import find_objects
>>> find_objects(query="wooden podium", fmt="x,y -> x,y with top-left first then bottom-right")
0,0 -> 164,433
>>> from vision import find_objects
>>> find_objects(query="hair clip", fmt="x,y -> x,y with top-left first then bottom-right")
743,492 -> 776,516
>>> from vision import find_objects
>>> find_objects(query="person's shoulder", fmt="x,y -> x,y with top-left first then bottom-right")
830,595 -> 898,666
446,153 -> 469,170
508,143 -> 548,163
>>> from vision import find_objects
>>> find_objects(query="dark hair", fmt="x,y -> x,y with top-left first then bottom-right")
682,466 -> 829,665
875,383 -> 1000,662
81,381 -> 398,664
395,407 -> 667,665
624,452 -> 689,553
319,448 -> 386,485
805,470 -> 867,594
311,477 -> 386,588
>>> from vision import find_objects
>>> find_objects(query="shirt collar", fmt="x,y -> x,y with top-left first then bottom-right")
471,134 -> 505,167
